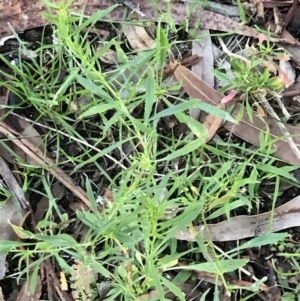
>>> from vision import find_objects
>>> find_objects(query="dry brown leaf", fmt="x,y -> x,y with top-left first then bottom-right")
168,52 -> 300,166
279,30 -> 300,65
232,279 -> 275,293
60,272 -> 68,291
46,272 -> 55,301
0,144 -> 14,163
273,6 -> 284,35
253,103 -> 266,117
263,1 -> 293,8
123,15 -> 156,51
169,54 -> 214,100
261,61 -> 277,74
225,107 -> 300,165
169,54 -> 225,141
281,43 -> 300,66
175,194 -> 300,242
69,201 -> 89,212
0,96 -> 8,118
281,29 -> 300,46
202,103 -> 225,142
162,54 -> 201,80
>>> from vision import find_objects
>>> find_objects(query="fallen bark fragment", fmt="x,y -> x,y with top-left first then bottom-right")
175,195 -> 300,242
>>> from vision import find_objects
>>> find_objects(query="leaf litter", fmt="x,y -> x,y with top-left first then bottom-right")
175,194 -> 300,241
2,0 -> 300,300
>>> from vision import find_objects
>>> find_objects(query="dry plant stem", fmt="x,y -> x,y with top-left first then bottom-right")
0,121 -> 91,209
273,93 -> 291,119
217,37 -> 249,63
256,93 -> 300,161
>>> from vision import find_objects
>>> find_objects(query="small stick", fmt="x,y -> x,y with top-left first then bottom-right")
217,37 -> 249,64
272,93 -> 291,120
0,121 -> 91,209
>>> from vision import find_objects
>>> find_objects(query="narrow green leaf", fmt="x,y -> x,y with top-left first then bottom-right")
175,112 -> 206,138
151,99 -> 199,121
30,264 -> 40,293
0,240 -> 27,253
144,68 -> 155,123
85,179 -> 98,214
56,255 -> 72,273
156,24 -> 169,67
159,137 -> 205,161
193,101 -> 236,122
127,115 -> 153,135
76,5 -> 119,32
200,289 -> 211,301
10,223 -> 35,239
210,69 -> 231,83
256,164 -> 297,181
91,259 -> 112,278
160,277 -> 185,301
150,264 -> 164,299
75,74 -> 113,102
79,103 -> 115,118
228,233 -> 288,255
206,198 -> 251,220
178,258 -> 248,274
236,0 -> 246,23
35,234 -> 77,247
